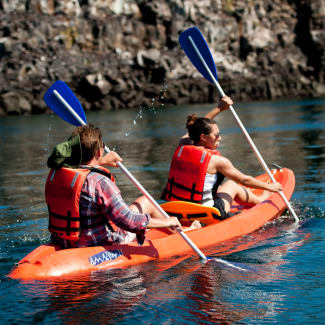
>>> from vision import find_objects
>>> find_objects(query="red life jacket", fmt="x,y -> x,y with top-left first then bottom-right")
162,145 -> 222,204
45,166 -> 115,241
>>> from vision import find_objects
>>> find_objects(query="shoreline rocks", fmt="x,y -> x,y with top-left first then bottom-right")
0,0 -> 324,116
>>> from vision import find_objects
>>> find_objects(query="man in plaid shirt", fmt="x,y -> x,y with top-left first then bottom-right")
48,124 -> 186,248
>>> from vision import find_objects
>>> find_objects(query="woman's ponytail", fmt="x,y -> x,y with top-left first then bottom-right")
185,115 -> 216,144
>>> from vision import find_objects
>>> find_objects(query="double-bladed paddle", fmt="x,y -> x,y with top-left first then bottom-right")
179,27 -> 299,223
44,80 -> 246,271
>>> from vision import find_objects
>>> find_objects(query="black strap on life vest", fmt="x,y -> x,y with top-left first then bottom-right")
162,177 -> 203,203
49,206 -> 112,232
163,171 -> 226,204
48,205 -> 79,236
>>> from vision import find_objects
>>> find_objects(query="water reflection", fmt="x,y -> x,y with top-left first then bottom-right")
187,263 -> 254,323
11,213 -> 310,324
184,225 -> 309,324
20,267 -> 148,324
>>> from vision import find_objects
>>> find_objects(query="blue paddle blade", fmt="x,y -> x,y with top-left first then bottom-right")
43,80 -> 87,126
179,27 -> 217,84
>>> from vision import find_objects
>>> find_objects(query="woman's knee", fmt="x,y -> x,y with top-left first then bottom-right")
218,180 -> 241,196
219,180 -> 235,191
130,196 -> 147,213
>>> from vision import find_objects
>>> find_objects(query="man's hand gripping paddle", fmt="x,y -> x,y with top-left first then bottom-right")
179,27 -> 299,223
44,80 -> 247,271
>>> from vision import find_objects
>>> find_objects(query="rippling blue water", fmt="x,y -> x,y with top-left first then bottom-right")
0,97 -> 324,324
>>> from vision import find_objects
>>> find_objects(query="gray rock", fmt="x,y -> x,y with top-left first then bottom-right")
1,91 -> 31,115
0,0 -> 324,116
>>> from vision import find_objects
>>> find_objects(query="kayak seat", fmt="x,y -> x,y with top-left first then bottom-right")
160,201 -> 221,226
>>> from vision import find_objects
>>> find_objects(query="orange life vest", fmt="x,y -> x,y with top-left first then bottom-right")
45,166 -> 115,241
162,145 -> 222,203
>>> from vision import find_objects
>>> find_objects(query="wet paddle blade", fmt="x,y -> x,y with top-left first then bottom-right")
44,80 -> 87,126
179,27 -> 217,84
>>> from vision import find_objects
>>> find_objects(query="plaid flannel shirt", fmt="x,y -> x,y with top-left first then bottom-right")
51,169 -> 150,248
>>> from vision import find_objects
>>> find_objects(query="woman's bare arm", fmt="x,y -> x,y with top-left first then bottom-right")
212,156 -> 282,192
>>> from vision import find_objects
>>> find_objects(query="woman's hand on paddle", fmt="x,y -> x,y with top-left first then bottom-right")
100,151 -> 123,167
218,96 -> 233,112
204,96 -> 233,119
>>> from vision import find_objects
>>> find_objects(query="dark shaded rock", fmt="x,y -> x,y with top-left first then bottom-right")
77,74 -> 112,102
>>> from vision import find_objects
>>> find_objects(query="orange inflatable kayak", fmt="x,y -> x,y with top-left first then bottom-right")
8,168 -> 295,281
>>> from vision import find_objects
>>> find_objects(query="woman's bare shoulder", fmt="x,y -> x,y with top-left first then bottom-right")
210,154 -> 231,168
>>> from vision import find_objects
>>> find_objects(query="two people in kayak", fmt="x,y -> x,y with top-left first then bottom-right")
46,124 -> 200,248
162,96 -> 283,220
46,96 -> 282,248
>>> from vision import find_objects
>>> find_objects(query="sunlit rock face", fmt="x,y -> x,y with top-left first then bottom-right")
0,0 -> 324,115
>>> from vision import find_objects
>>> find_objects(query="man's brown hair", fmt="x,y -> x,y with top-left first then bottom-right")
72,124 -> 104,163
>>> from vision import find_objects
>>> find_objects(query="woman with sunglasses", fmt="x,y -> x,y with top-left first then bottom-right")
162,96 -> 282,220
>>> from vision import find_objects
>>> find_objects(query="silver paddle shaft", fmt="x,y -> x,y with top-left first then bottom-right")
188,36 -> 299,223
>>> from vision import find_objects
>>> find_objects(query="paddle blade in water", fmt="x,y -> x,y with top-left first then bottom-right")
207,257 -> 248,272
44,80 -> 87,126
179,26 -> 217,84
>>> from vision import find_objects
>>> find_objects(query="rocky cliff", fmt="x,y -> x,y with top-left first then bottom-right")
0,0 -> 324,115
